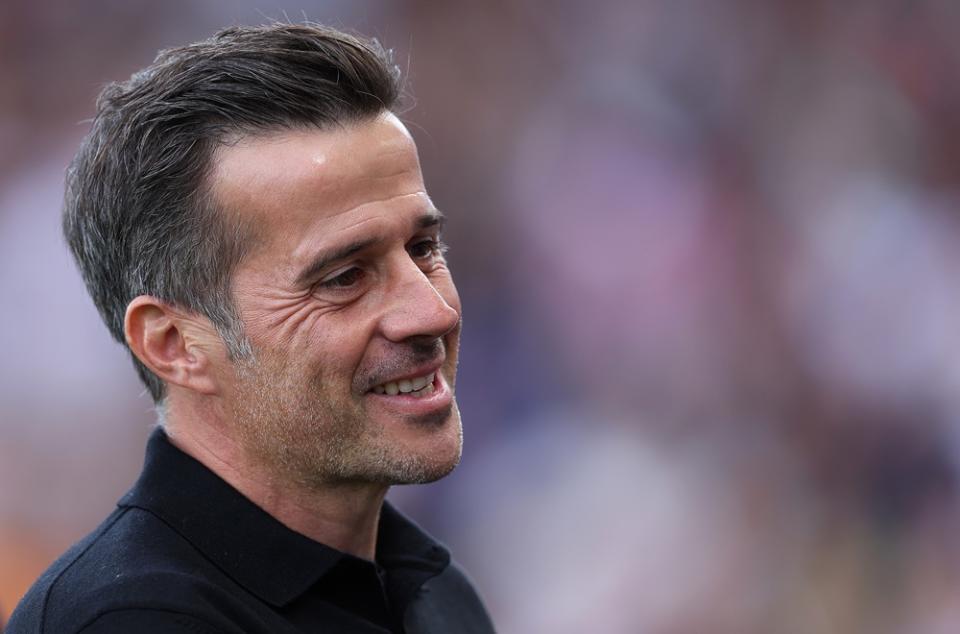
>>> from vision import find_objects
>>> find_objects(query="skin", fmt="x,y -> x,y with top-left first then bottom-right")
124,112 -> 463,559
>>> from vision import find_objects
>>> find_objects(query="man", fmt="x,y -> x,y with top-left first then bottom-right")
8,23 -> 493,634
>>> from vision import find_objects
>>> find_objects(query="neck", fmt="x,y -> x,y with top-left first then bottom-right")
162,398 -> 387,560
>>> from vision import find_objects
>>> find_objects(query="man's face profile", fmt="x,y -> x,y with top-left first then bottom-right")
7,25 -> 497,634
209,112 -> 464,487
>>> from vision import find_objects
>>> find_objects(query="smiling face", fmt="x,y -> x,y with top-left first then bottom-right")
209,113 -> 463,487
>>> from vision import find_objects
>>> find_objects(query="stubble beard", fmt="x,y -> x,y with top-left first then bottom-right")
227,347 -> 462,490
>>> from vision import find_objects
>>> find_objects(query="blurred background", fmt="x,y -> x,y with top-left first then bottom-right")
3,0 -> 960,632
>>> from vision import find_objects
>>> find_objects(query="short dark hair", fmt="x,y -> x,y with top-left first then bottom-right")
63,23 -> 402,402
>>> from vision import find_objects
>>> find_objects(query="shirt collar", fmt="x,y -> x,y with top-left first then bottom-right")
118,427 -> 449,607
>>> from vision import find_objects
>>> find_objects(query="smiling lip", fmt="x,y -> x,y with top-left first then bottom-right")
365,367 -> 453,418
372,370 -> 437,397
366,359 -> 444,395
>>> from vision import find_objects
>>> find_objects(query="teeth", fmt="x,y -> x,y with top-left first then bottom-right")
374,372 -> 435,397
411,375 -> 429,391
410,383 -> 435,398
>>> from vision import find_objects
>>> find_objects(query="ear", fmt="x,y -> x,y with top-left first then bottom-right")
124,296 -> 225,396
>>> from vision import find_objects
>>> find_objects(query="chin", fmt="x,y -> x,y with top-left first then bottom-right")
385,405 -> 463,485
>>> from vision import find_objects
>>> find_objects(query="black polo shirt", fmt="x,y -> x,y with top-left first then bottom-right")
8,429 -> 494,633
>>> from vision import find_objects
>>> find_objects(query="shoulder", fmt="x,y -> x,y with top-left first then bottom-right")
77,609 -> 226,634
6,506 -> 243,634
404,560 -> 496,634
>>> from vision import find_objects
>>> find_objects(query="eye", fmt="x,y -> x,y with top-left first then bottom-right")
409,238 -> 448,260
319,267 -> 365,289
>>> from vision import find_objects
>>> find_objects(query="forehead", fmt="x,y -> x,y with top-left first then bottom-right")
209,112 -> 426,251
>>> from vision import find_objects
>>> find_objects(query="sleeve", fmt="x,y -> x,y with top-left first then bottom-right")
77,609 -> 227,634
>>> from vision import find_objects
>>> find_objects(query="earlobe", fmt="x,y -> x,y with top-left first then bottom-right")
124,296 -> 221,396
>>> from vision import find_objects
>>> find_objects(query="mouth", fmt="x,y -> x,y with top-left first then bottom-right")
364,363 -> 453,423
370,371 -> 437,398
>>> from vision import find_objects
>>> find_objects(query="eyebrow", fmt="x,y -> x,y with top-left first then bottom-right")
293,209 -> 446,288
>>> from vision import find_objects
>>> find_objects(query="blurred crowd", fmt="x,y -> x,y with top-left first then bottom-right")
3,1 -> 960,632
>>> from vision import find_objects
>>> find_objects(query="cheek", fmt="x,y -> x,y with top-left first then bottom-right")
300,312 -> 377,376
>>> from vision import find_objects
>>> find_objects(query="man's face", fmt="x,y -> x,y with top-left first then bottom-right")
208,113 -> 463,487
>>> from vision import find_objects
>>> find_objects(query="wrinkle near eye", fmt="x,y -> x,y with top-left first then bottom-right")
241,288 -> 344,346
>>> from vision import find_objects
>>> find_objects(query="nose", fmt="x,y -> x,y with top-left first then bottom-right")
379,256 -> 460,343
